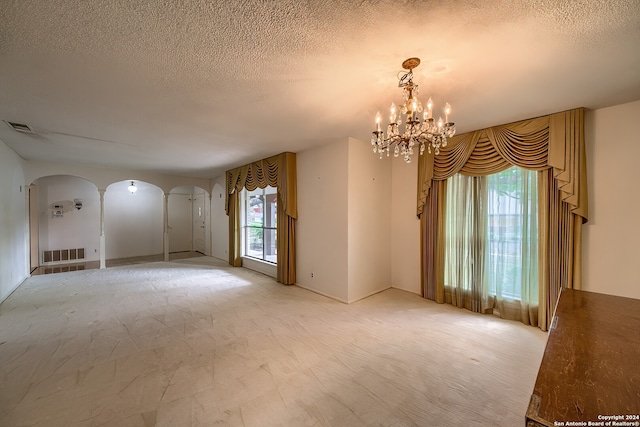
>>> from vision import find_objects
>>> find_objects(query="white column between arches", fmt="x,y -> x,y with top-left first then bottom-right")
163,193 -> 170,262
99,189 -> 106,269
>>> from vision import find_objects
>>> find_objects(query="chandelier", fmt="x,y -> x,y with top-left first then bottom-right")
371,57 -> 456,163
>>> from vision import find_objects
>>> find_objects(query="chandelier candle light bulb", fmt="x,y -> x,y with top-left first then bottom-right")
128,181 -> 138,194
371,57 -> 456,161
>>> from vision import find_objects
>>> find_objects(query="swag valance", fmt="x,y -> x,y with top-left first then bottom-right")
225,152 -> 297,284
417,108 -> 588,224
226,152 -> 297,219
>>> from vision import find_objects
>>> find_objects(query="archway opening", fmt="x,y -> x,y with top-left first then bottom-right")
31,175 -> 99,273
104,180 -> 163,263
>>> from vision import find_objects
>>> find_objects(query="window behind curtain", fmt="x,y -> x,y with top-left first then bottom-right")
486,167 -> 538,302
444,166 -> 538,308
241,186 -> 277,263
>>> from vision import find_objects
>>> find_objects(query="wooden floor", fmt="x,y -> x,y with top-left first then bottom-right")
1,256 -> 547,426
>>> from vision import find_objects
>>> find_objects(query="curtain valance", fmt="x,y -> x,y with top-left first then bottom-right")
226,152 -> 297,219
417,108 -> 588,224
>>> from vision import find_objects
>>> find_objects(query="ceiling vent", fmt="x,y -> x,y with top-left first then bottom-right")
4,120 -> 35,134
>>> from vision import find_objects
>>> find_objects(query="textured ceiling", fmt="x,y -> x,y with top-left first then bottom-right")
1,0 -> 639,178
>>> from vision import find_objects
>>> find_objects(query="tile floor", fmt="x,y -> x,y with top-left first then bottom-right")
0,256 -> 547,426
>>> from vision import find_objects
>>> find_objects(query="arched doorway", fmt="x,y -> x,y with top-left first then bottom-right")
104,180 -> 163,261
30,175 -> 100,272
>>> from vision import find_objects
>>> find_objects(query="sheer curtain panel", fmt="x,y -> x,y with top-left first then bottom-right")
485,167 -> 538,325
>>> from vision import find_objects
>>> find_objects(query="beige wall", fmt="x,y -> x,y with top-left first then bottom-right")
347,137 -> 392,302
210,176 -> 229,261
583,100 -> 640,300
390,156 -> 421,295
35,175 -> 101,262
296,139 -> 350,301
297,137 -> 393,303
0,139 -> 28,303
104,180 -> 164,259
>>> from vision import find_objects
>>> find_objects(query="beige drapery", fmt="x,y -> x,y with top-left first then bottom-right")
418,108 -> 587,330
225,152 -> 297,285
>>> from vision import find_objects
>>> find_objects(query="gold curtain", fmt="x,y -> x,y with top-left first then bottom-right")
417,108 -> 587,330
421,179 -> 447,303
225,152 -> 297,285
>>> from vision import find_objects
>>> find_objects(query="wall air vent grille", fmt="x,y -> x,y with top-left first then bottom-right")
43,248 -> 85,264
4,120 -> 35,134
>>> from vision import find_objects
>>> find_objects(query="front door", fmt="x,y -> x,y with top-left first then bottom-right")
193,192 -> 206,254
168,193 -> 191,253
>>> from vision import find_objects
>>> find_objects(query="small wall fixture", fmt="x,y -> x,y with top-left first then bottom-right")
128,181 -> 138,195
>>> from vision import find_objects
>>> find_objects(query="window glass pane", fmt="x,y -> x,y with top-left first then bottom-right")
265,193 -> 277,228
240,186 -> 277,264
247,194 -> 263,227
486,167 -> 538,302
246,227 -> 263,259
487,168 -> 522,299
265,228 -> 277,263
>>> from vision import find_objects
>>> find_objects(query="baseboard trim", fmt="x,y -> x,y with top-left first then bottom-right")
348,286 -> 392,304
294,284 -> 396,305
294,283 -> 349,304
0,274 -> 29,306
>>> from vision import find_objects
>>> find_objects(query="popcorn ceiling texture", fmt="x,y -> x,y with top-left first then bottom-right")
0,0 -> 639,177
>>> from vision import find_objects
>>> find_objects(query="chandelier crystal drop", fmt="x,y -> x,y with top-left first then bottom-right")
371,57 -> 456,163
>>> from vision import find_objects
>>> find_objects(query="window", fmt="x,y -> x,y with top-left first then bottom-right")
444,166 -> 538,304
485,167 -> 538,301
241,186 -> 277,263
